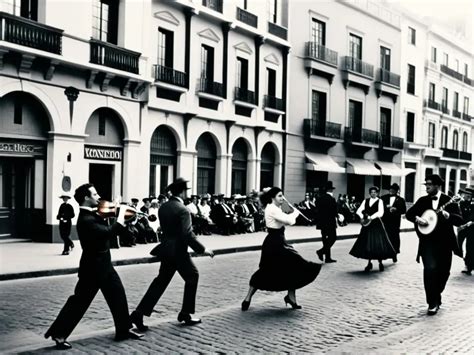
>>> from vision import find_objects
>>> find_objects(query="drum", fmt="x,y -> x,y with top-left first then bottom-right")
418,209 -> 438,235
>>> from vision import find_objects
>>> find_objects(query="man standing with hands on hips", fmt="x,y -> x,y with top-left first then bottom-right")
406,174 -> 463,316
130,177 -> 214,330
381,183 -> 406,262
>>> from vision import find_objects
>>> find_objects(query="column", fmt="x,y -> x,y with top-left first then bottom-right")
177,150 -> 196,192
247,158 -> 257,192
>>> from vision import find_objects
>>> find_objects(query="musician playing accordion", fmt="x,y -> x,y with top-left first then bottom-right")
405,174 -> 463,316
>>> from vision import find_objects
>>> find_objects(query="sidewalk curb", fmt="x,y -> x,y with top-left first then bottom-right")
0,228 -> 414,282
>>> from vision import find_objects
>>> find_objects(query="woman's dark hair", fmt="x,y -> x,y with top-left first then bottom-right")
260,187 -> 282,206
74,183 -> 94,204
369,186 -> 379,193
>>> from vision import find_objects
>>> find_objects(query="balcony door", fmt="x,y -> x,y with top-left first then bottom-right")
236,57 -> 248,90
92,0 -> 119,44
312,90 -> 327,136
380,46 -> 391,71
266,68 -> 276,97
201,45 -> 215,81
158,28 -> 174,68
349,100 -> 362,142
380,107 -> 392,144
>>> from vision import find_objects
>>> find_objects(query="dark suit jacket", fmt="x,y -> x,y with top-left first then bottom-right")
381,194 -> 407,230
76,209 -> 124,279
315,193 -> 338,230
158,196 -> 205,259
405,193 -> 463,260
57,203 -> 75,221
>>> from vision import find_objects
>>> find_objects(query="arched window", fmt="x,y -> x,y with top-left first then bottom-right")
260,143 -> 275,189
440,126 -> 448,148
453,130 -> 459,150
149,126 -> 177,196
231,138 -> 248,194
462,132 -> 468,152
196,133 -> 216,195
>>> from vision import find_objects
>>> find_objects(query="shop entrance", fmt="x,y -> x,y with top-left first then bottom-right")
89,164 -> 114,201
347,174 -> 365,202
0,158 -> 35,238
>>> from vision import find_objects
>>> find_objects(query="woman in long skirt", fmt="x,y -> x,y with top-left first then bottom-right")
349,186 -> 396,272
241,187 -> 322,311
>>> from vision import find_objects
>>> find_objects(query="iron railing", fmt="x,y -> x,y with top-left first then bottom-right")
342,56 -> 374,78
304,42 -> 338,66
305,119 -> 342,139
440,64 -> 463,82
377,68 -> 400,87
234,87 -> 256,104
462,113 -> 473,122
198,78 -> 224,97
425,99 -> 441,111
268,22 -> 287,40
464,76 -> 474,86
442,148 -> 472,161
453,110 -> 462,118
264,95 -> 285,111
441,105 -> 450,115
154,65 -> 188,87
236,7 -> 258,28
90,39 -> 140,74
380,135 -> 404,150
344,127 -> 379,145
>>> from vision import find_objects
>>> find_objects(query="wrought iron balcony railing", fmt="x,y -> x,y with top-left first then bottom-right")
304,42 -> 338,66
440,64 -> 463,82
462,113 -> 473,122
377,68 -> 400,87
342,56 -> 374,78
424,99 -> 441,111
264,95 -> 285,111
0,12 -> 63,54
453,110 -> 462,118
344,127 -> 379,145
198,78 -> 224,97
441,105 -> 450,115
90,39 -> 140,74
236,7 -> 258,28
154,65 -> 188,88
202,0 -> 223,13
380,135 -> 404,150
305,119 -> 342,139
268,22 -> 287,40
464,76 -> 474,86
460,151 -> 472,161
442,148 -> 472,161
234,87 -> 256,104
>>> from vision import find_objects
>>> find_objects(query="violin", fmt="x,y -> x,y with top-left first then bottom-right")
97,201 -> 157,222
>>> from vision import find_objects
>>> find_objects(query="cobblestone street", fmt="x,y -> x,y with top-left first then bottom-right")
1,232 -> 473,353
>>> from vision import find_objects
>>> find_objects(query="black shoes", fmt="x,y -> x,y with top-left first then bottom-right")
284,295 -> 302,310
325,259 -> 337,263
427,304 -> 440,316
241,300 -> 251,311
54,339 -> 72,350
177,312 -> 202,326
316,250 -> 324,261
461,269 -> 472,275
130,311 -> 149,332
393,256 -> 398,263
115,329 -> 144,341
379,262 -> 385,272
61,251 -> 69,255
364,262 -> 373,272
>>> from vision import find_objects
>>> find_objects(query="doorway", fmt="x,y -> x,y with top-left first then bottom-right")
89,164 -> 114,201
347,174 -> 365,202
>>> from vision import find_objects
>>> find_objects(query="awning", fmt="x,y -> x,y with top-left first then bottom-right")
305,152 -> 346,174
374,161 -> 416,176
346,158 -> 380,176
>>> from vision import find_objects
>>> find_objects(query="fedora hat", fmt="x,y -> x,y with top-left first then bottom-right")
165,177 -> 190,193
389,183 -> 400,191
323,181 -> 336,191
424,174 -> 444,186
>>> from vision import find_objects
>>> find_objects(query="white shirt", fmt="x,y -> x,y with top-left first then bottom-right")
432,191 -> 442,210
264,203 -> 299,229
389,196 -> 396,207
186,203 -> 198,215
356,198 -> 384,219
148,206 -> 160,231
79,206 -> 97,212
200,204 -> 211,219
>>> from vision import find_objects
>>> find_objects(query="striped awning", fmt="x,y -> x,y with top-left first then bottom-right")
346,158 -> 380,176
305,152 -> 346,173
375,161 -> 416,176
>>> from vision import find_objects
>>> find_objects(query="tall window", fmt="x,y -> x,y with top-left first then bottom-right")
312,91 -> 327,135
201,45 -> 214,81
429,83 -> 435,101
443,53 -> 448,66
92,0 -> 119,44
380,46 -> 391,71
464,97 -> 470,114
463,132 -> 468,152
380,107 -> 392,140
311,19 -> 325,46
3,0 -> 37,20
268,0 -> 277,23
455,59 -> 460,72
408,27 -> 416,45
237,0 -> 248,9
406,112 -> 415,142
236,57 -> 249,89
407,64 -> 415,94
349,100 -> 363,141
453,92 -> 459,112
349,34 -> 362,59
431,46 -> 437,63
428,122 -> 435,148
266,68 -> 276,96
442,87 -> 448,108
441,126 -> 448,148
453,131 -> 459,150
158,28 -> 174,68
465,63 -> 469,77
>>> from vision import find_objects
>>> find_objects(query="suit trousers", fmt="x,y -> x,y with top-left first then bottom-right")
137,253 -> 199,316
420,242 -> 453,307
46,268 -> 131,338
59,221 -> 74,251
319,227 -> 337,259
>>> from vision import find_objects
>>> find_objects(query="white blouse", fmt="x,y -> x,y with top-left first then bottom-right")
265,203 -> 299,229
356,198 -> 384,220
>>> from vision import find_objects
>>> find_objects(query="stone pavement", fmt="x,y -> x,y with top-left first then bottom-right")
0,220 -> 413,280
1,232 -> 473,354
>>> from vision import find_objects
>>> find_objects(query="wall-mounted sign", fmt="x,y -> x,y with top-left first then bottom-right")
0,140 -> 45,156
84,145 -> 122,161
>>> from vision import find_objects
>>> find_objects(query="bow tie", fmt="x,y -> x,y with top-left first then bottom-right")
431,196 -> 438,201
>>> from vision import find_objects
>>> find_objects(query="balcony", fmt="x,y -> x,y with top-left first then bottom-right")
464,76 -> 474,86
442,148 -> 472,161
202,0 -> 223,13
234,87 -> 256,105
441,105 -> 450,115
424,99 -> 441,111
154,65 -> 188,92
344,127 -> 379,147
304,119 -> 342,139
453,110 -> 462,118
304,42 -> 338,82
380,134 -> 404,150
462,113 -> 473,122
90,39 -> 140,74
197,78 -> 224,98
440,64 -> 463,82
236,8 -> 258,28
0,12 -> 63,54
341,56 -> 374,94
375,68 -> 400,101
268,22 -> 287,40
264,95 -> 285,112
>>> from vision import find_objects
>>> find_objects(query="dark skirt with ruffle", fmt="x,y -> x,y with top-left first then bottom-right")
349,218 -> 396,260
249,227 -> 322,291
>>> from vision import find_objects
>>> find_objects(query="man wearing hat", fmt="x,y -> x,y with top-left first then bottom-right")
315,181 -> 338,263
130,178 -> 214,329
458,187 -> 474,275
406,174 -> 463,315
381,183 -> 407,262
57,195 -> 75,255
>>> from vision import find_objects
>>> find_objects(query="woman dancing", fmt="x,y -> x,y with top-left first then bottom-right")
241,187 -> 322,311
349,186 -> 396,271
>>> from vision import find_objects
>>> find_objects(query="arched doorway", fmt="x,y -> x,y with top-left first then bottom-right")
260,143 -> 275,189
196,133 -> 216,195
85,108 -> 124,201
150,125 -> 177,196
0,92 -> 50,238
231,138 -> 248,194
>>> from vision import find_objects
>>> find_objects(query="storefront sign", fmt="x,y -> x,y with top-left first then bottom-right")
0,140 -> 45,156
84,145 -> 122,161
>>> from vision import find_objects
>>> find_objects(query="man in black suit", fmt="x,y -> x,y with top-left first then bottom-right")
406,174 -> 463,316
45,184 -> 143,350
381,183 -> 407,262
130,178 -> 214,329
315,181 -> 338,263
57,195 -> 75,255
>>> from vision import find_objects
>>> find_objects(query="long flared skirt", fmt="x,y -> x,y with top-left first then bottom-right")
249,227 -> 322,291
349,218 -> 396,260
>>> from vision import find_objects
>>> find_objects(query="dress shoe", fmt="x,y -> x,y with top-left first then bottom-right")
379,262 -> 385,272
284,295 -> 302,310
61,251 -> 69,255
427,304 -> 439,316
461,269 -> 472,275
130,311 -> 149,332
325,258 -> 337,263
53,338 -> 72,350
115,329 -> 144,341
316,250 -> 324,261
177,312 -> 202,326
392,256 -> 398,263
364,262 -> 373,272
241,300 -> 251,311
